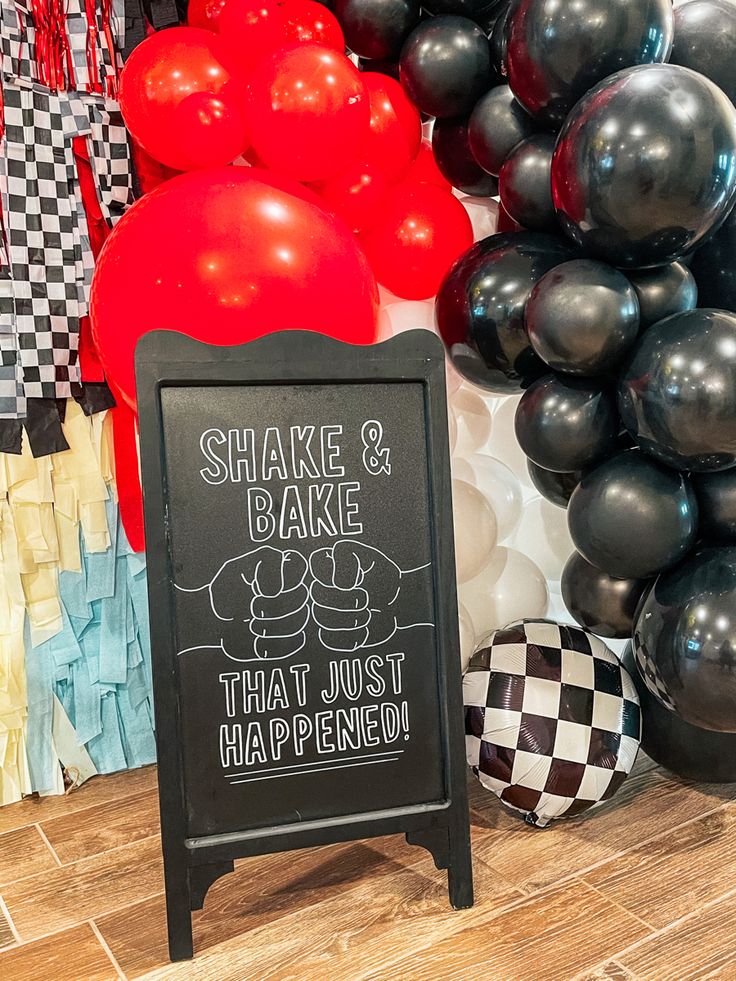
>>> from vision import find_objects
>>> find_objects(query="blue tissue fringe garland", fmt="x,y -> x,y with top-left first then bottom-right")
24,499 -> 157,792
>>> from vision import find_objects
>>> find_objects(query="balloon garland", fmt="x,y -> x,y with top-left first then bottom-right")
86,0 -> 736,801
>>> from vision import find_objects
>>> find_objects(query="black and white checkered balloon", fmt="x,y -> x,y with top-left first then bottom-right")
464,620 -> 641,827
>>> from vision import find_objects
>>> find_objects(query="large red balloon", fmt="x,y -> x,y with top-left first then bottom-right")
312,160 -> 391,233
217,0 -> 289,66
406,139 -> 451,189
359,180 -> 473,300
361,73 -> 421,184
119,28 -> 248,171
187,0 -> 227,30
245,44 -> 370,181
91,169 -> 378,409
280,0 -> 344,50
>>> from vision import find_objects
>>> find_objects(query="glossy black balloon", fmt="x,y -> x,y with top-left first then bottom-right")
432,117 -> 499,196
526,259 -> 639,375
626,263 -> 697,330
690,207 -> 736,312
498,134 -> 555,231
489,0 -> 511,76
468,85 -> 536,177
693,470 -> 736,544
422,0 -> 505,16
337,0 -> 419,60
621,643 -> 736,782
634,546 -> 736,732
552,65 -> 736,268
399,17 -> 494,119
562,551 -> 651,640
527,460 -> 581,508
567,449 -> 698,580
435,231 -> 574,393
670,0 -> 736,106
506,0 -> 673,129
619,309 -> 736,472
515,374 -> 620,473
357,55 -> 400,80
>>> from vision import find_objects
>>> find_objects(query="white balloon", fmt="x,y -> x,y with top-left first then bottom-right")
447,404 -> 458,453
460,546 -> 548,637
485,394 -> 532,486
452,478 -> 498,583
383,300 -> 436,337
445,358 -> 463,395
377,305 -> 393,341
510,496 -> 574,582
451,453 -> 474,481
460,196 -> 499,242
450,385 -> 493,453
458,601 -> 475,672
461,453 -> 523,542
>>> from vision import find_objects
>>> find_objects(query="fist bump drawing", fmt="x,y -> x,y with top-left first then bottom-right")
177,541 -> 432,661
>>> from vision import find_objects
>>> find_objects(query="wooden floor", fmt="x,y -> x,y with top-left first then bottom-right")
0,757 -> 735,980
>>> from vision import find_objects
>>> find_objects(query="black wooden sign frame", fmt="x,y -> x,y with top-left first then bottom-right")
135,328 -> 473,962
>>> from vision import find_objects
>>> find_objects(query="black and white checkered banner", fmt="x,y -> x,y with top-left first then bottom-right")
463,619 -> 641,827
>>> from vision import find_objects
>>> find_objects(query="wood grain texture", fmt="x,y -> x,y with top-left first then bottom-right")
368,881 -> 650,981
0,923 -> 118,981
0,766 -> 156,836
41,789 -> 160,865
131,854 -> 521,981
0,905 -> 16,950
97,837 -> 520,980
617,889 -> 736,979
1,836 -> 164,941
0,826 -> 57,886
586,805 -> 736,929
468,757 -> 736,894
573,961 -> 636,980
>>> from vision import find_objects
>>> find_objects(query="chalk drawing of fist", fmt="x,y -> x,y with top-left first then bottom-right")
309,541 -> 402,652
209,546 -> 309,661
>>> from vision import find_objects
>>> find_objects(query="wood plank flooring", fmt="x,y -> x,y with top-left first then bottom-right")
0,758 -> 734,980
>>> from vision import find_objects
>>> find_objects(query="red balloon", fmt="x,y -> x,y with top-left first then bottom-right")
91,169 -> 378,409
359,180 -> 473,300
217,0 -> 288,66
130,141 -> 183,194
187,0 -> 227,30
119,28 -> 248,171
406,139 -> 452,189
361,73 -> 421,184
280,0 -> 344,50
312,160 -> 391,233
246,44 -> 370,181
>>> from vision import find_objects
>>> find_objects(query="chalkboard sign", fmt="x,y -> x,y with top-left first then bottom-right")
136,329 -> 473,961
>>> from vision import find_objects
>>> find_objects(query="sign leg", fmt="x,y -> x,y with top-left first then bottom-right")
447,824 -> 474,910
163,858 -> 194,961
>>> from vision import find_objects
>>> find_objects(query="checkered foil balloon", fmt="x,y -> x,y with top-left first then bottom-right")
464,620 -> 641,827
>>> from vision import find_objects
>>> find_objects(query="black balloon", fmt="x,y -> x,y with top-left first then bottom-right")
690,206 -> 736,312
525,259 -> 639,375
562,551 -> 651,640
515,374 -> 620,473
468,85 -> 536,177
506,0 -> 673,129
498,134 -> 555,231
337,0 -> 419,60
552,65 -> 736,268
634,546 -> 736,732
358,56 -> 400,79
435,231 -> 574,392
399,17 -> 494,119
621,643 -> 736,782
670,0 -> 736,106
527,460 -> 581,508
567,449 -> 698,580
432,118 -> 499,196
626,262 -> 697,330
619,309 -> 736,472
693,470 -> 736,544
489,0 -> 511,76
422,0 -> 505,16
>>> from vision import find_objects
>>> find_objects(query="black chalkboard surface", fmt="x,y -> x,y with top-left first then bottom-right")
136,329 -> 472,961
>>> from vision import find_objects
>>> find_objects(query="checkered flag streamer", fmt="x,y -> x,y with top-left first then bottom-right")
464,619 -> 641,828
